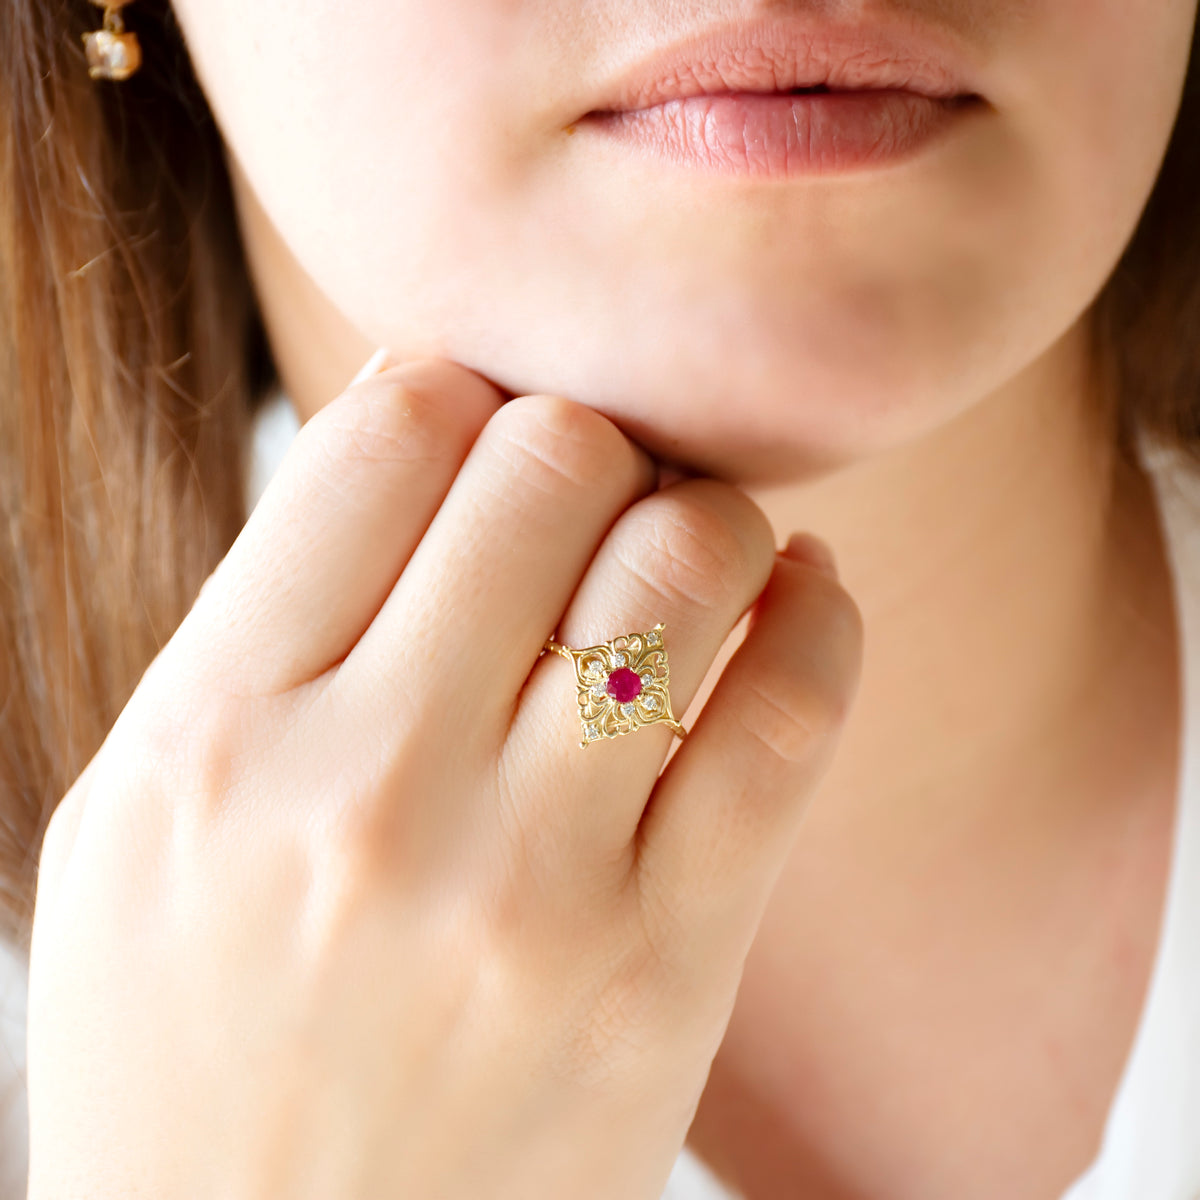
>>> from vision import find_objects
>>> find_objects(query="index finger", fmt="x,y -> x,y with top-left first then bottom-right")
179,354 -> 507,697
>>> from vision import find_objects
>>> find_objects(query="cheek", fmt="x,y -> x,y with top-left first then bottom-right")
170,0 -> 532,332
992,0 -> 1194,290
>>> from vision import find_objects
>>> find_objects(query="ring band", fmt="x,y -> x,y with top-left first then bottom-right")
542,621 -> 688,748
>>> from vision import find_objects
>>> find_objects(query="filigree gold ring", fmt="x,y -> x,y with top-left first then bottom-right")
542,622 -> 688,749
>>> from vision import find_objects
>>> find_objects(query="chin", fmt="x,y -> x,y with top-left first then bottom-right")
370,278 -> 1015,488
411,314 -> 1000,484
458,339 -> 977,489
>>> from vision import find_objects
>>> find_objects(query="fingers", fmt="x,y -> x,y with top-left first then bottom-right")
631,547 -> 863,971
178,357 -> 507,697
333,395 -> 658,742
500,478 -> 778,861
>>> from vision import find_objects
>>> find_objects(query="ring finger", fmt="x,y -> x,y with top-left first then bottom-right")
501,477 -> 777,863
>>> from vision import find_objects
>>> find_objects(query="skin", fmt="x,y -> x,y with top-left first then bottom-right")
31,0 -> 1194,1197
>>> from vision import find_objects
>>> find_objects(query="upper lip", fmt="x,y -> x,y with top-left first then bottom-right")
585,14 -> 983,114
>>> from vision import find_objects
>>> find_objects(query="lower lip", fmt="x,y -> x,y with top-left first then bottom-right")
580,90 -> 978,176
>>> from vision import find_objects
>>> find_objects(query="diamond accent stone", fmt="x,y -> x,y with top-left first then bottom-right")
644,696 -> 660,711
646,629 -> 660,645
590,684 -> 607,700
640,671 -> 654,686
612,652 -> 628,667
619,703 -> 635,717
584,724 -> 600,740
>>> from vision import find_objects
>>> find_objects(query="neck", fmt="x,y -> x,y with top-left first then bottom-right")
737,317 -> 1110,787
679,320 -> 1182,1198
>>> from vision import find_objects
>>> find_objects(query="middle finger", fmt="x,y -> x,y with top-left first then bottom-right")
333,394 -> 657,747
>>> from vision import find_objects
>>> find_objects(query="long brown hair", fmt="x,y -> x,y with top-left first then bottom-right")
1,1 -> 1199,954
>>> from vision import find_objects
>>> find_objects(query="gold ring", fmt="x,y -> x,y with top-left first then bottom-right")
542,622 -> 688,748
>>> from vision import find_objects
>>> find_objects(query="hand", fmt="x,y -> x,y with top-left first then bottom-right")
26,357 -> 863,1199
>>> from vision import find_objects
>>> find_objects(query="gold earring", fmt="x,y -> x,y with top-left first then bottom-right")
82,0 -> 142,82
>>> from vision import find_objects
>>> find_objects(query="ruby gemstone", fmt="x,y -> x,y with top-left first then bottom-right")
606,666 -> 643,705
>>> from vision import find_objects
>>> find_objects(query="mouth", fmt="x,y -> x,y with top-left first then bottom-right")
574,17 -> 985,175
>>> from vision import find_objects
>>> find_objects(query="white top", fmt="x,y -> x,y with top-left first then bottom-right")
1,389 -> 1198,1199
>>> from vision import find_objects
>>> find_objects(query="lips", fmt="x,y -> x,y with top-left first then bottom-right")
583,14 -> 983,115
573,14 -> 986,175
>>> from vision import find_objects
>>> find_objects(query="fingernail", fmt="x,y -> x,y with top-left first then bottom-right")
783,532 -> 839,580
347,346 -> 394,387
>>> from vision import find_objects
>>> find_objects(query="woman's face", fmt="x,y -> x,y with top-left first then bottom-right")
171,1 -> 1197,484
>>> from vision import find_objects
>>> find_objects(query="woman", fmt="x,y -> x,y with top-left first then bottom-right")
2,0 -> 1198,1196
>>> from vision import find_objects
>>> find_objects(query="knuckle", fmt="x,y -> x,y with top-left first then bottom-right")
624,494 -> 753,612
318,375 -> 462,470
739,568 -> 864,758
312,728 -> 448,903
484,394 -> 634,496
322,787 -> 411,896
122,680 -> 251,819
303,810 -> 403,958
734,671 -> 834,763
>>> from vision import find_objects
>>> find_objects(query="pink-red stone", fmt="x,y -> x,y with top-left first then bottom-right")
606,666 -> 643,704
